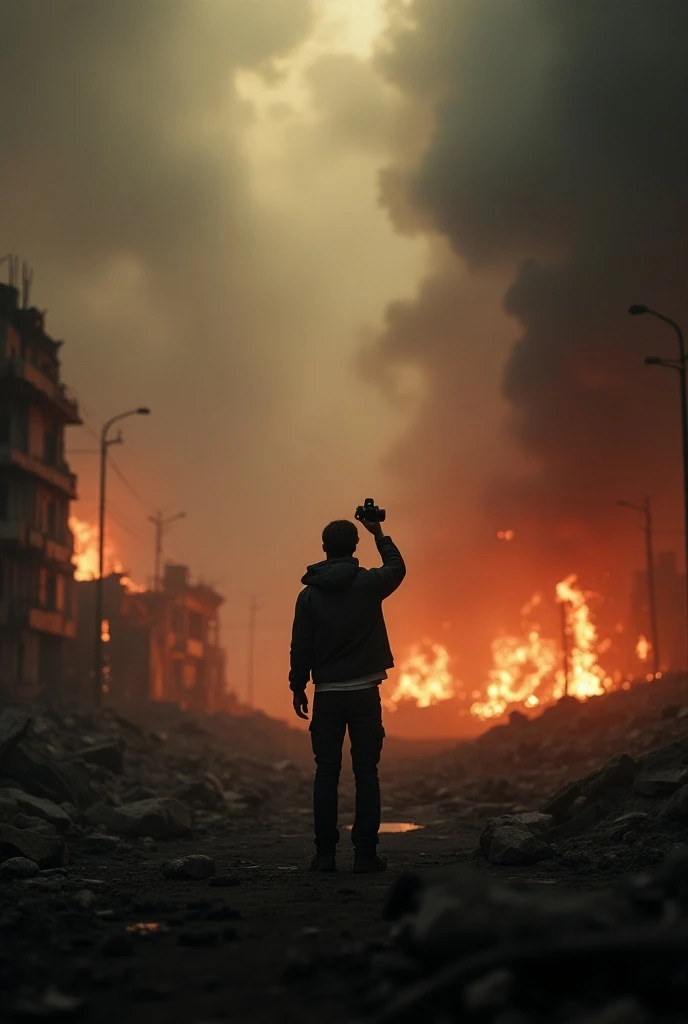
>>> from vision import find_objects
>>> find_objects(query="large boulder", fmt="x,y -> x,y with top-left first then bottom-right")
480,812 -> 553,860
486,825 -> 552,866
0,742 -> 96,808
86,797 -> 193,839
0,856 -> 39,879
0,824 -> 67,868
3,788 -> 72,832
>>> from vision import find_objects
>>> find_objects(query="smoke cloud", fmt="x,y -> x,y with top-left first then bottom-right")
365,0 -> 688,683
0,0 -> 424,716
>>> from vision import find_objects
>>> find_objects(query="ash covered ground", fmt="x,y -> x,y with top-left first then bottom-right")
2,678 -> 688,1023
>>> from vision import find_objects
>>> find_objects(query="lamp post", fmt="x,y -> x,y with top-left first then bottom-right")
93,407 -> 151,707
618,497 -> 660,676
629,303 -> 688,669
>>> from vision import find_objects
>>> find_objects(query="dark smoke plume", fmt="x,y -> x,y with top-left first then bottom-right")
367,0 -> 688,676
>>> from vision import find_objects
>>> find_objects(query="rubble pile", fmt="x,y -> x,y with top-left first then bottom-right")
0,701 -> 311,852
383,674 -> 688,836
355,846 -> 688,1024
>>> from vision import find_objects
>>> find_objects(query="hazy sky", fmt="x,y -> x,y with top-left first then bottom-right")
2,1 -> 687,734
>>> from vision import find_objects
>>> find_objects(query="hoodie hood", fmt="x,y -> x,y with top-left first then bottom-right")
301,556 -> 359,590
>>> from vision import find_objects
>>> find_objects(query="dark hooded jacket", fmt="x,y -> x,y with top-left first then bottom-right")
289,536 -> 406,692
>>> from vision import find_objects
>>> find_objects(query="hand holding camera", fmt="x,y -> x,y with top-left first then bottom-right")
355,498 -> 386,538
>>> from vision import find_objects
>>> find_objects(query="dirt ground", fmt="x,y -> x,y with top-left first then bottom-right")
1,796 -> 483,1023
5,678 -> 688,1023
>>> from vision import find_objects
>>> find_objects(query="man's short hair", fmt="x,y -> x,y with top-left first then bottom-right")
322,520 -> 359,558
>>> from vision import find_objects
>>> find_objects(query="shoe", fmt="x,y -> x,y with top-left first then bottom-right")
353,853 -> 387,874
310,852 -> 336,872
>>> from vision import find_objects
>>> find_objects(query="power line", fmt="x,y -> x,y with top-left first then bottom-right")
109,457 -> 154,514
107,505 -> 148,543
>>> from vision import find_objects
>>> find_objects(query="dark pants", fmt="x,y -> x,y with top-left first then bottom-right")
309,686 -> 385,855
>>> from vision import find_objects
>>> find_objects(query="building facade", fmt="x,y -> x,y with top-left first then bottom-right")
69,564 -> 227,713
0,281 -> 80,699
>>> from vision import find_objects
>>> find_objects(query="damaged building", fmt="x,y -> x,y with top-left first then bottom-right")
0,277 -> 81,700
68,563 -> 227,713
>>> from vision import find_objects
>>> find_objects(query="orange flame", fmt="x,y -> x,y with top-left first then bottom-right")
470,593 -> 563,720
636,634 -> 650,662
497,529 -> 515,541
387,642 -> 454,710
70,515 -> 145,592
556,574 -> 613,700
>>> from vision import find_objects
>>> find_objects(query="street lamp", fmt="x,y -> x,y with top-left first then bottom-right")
617,498 -> 660,676
630,303 -> 688,668
94,407 -> 151,707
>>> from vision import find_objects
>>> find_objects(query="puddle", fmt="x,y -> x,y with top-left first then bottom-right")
346,822 -> 425,834
124,922 -> 169,936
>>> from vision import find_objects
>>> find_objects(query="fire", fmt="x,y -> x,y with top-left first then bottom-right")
387,642 -> 454,710
471,594 -> 563,720
636,634 -> 650,662
497,529 -> 515,541
70,517 -> 100,581
70,516 -> 145,592
556,574 -> 613,700
471,575 -> 613,721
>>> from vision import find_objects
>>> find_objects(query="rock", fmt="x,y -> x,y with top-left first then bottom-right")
176,773 -> 225,810
1,742 -> 96,808
209,875 -> 241,888
632,770 -> 688,797
86,798 -> 193,839
73,889 -> 97,910
74,743 -> 124,775
486,825 -> 552,866
581,754 -> 636,801
10,987 -> 85,1018
0,823 -> 67,868
661,705 -> 681,720
5,788 -> 72,831
663,784 -> 688,820
82,833 -> 122,853
552,804 -> 600,839
540,779 -> 584,823
13,813 -> 58,836
479,812 -> 553,854
541,754 -> 636,824
608,812 -> 650,839
0,856 -> 40,879
161,854 -> 216,880
0,705 -> 31,762
678,706 -> 688,720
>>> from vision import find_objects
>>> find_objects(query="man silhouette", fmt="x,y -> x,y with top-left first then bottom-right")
289,514 -> 406,872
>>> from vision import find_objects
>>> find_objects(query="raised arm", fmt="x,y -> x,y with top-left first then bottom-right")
361,520 -> 406,598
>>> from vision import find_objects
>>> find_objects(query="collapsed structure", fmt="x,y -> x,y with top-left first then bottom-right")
66,564 -> 227,712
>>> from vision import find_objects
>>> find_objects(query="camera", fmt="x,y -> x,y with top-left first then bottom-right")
355,498 -> 386,524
